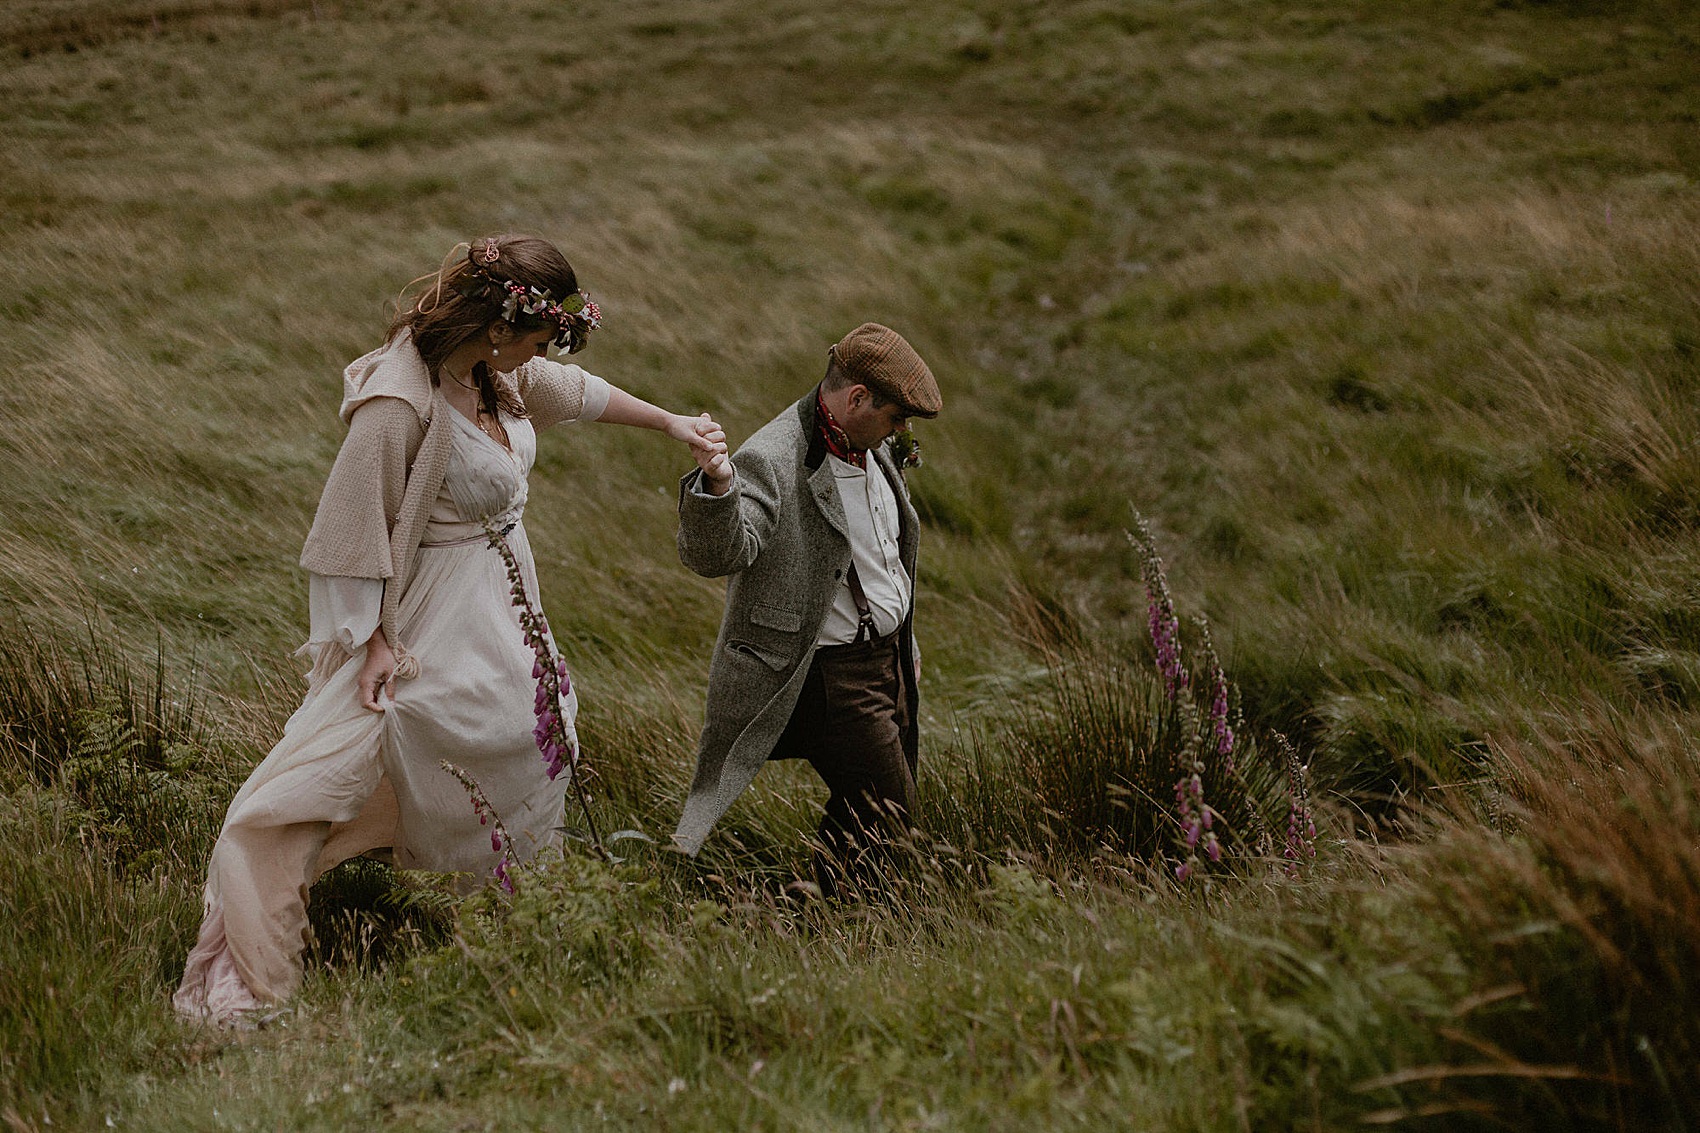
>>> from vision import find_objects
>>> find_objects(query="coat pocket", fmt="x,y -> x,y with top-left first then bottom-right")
748,603 -> 801,633
726,639 -> 790,672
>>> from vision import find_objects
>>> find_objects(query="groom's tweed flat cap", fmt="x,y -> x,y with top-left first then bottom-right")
829,323 -> 941,418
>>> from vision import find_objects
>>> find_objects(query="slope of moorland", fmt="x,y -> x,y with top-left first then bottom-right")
1,0 -> 1698,1129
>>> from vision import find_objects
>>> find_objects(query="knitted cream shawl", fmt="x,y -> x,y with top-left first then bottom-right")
298,330 -> 592,677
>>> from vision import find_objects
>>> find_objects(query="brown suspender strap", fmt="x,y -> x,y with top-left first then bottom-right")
846,561 -> 877,644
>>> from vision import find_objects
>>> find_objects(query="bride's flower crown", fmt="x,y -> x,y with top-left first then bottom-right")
452,240 -> 602,353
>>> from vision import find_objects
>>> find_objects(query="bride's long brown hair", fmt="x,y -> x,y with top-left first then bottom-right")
388,234 -> 582,418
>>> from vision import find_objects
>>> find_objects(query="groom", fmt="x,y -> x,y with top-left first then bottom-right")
671,323 -> 940,889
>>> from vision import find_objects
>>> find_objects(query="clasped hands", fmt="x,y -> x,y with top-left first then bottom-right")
677,411 -> 733,496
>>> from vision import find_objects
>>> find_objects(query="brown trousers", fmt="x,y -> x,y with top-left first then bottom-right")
768,630 -> 913,891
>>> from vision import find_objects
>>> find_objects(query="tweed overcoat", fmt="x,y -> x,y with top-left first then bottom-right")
672,389 -> 921,854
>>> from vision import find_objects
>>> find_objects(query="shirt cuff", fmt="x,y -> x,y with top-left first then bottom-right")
686,467 -> 736,498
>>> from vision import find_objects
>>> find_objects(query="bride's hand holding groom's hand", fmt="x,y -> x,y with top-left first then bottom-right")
679,411 -> 734,496
664,411 -> 724,457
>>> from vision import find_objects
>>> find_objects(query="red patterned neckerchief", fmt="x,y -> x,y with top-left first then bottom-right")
815,390 -> 866,469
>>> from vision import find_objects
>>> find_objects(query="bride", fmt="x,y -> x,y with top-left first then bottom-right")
175,233 -> 726,1022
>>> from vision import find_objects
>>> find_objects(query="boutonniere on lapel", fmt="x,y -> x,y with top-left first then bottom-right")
887,427 -> 922,472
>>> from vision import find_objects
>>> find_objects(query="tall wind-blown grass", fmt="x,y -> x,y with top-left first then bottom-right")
0,617 -> 238,874
0,620 -> 242,1121
1,0 -> 1697,1127
0,791 -> 204,1123
1379,705 -> 1700,1127
927,645 -> 1297,880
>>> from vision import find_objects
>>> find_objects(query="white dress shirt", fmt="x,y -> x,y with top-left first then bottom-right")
816,454 -> 911,645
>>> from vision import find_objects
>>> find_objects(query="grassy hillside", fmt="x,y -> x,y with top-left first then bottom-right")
2,0 -> 1698,1128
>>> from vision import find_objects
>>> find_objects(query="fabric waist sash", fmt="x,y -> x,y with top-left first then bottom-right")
419,518 -> 518,549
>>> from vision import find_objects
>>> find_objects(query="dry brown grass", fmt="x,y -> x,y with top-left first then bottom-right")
1403,702 -> 1700,1125
1,0 -> 319,51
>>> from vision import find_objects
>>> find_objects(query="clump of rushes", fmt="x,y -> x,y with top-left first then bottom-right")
1131,512 -> 1312,882
485,521 -> 607,859
440,759 -> 518,893
1132,517 -> 1216,880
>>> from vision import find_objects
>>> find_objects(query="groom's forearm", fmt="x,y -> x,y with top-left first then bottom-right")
677,459 -> 773,577
677,470 -> 744,577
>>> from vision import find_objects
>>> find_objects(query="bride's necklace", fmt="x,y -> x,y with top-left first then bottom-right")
445,367 -> 508,446
474,403 -> 506,443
